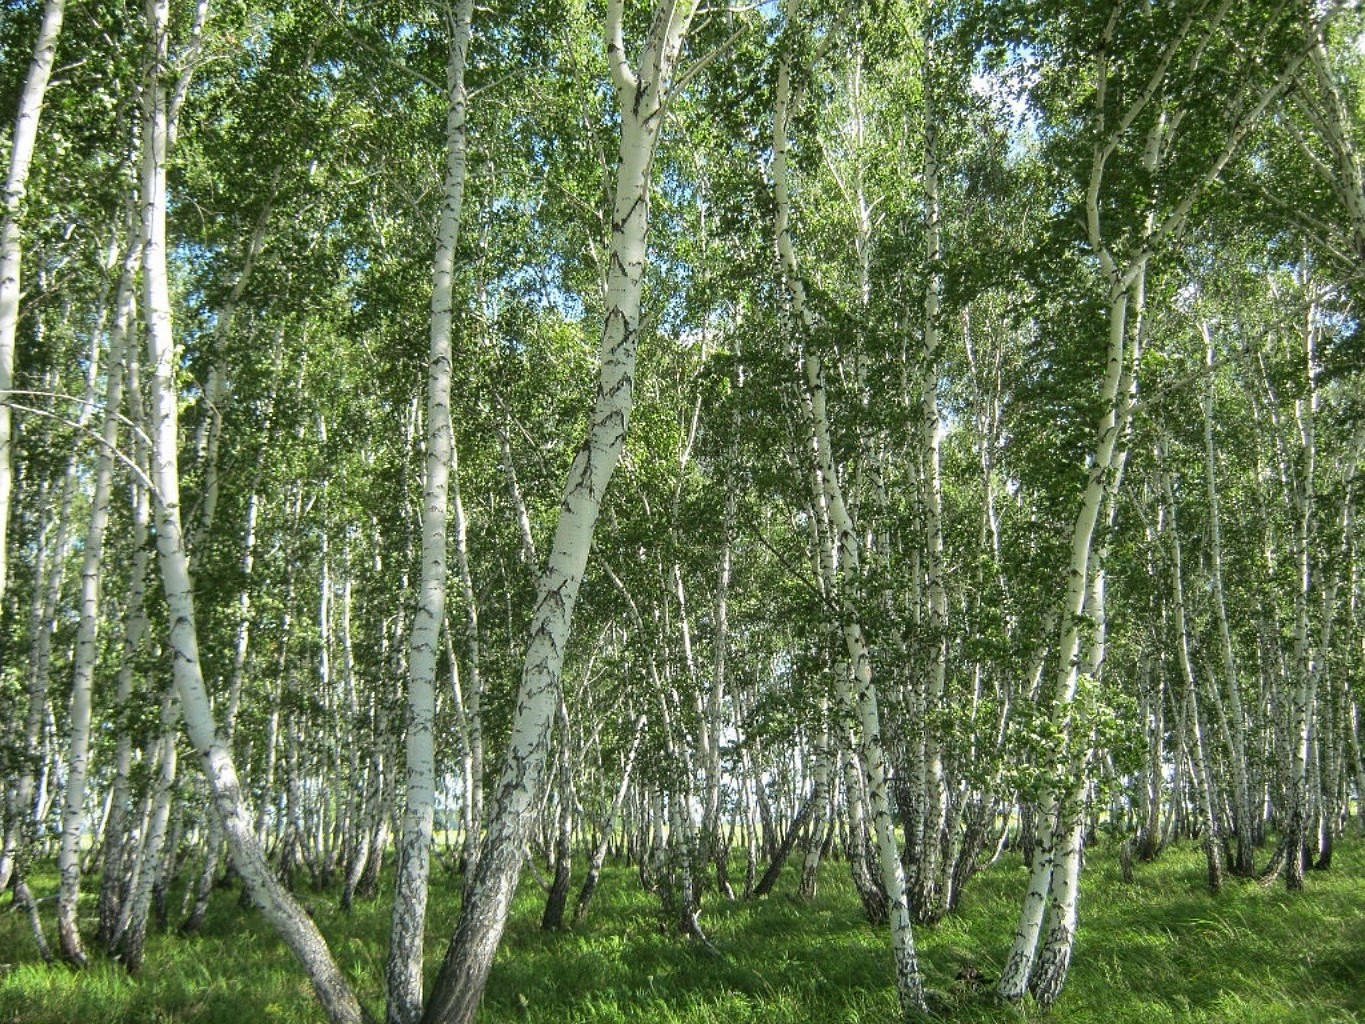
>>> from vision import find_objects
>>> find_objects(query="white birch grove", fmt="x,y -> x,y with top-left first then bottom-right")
3,1 -> 1365,1021
0,0 -> 68,914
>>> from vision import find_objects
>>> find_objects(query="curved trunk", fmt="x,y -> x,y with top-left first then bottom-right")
420,7 -> 695,1022
0,0 -> 66,604
138,1 -> 368,1019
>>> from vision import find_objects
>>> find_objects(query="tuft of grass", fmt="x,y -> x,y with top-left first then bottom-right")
2,841 -> 1363,1022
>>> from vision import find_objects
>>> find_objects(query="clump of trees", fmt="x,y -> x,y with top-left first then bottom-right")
1,0 -> 1362,1022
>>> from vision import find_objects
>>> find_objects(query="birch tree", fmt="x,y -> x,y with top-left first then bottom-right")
135,0 -> 369,1018
994,0 -> 1323,1004
421,4 -> 699,1022
0,0 -> 65,606
386,4 -> 474,1023
769,2 -> 925,1014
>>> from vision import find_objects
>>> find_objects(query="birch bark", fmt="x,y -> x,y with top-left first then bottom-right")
771,5 -> 924,1012
1285,290 -> 1321,890
420,5 -> 696,1021
1156,450 -> 1224,891
137,0 -> 368,1018
998,1 -> 1311,1001
1199,322 -> 1256,874
98,340 -> 153,948
913,31 -> 950,922
0,0 -> 65,605
386,4 -> 473,1022
56,212 -> 141,964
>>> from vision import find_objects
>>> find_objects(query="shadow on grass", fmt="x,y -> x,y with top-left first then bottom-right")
3,841 -> 1363,1023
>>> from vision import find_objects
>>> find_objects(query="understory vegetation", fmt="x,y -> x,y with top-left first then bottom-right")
3,842 -> 1363,1024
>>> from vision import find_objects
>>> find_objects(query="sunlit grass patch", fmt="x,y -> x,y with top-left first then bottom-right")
1,840 -> 1362,1022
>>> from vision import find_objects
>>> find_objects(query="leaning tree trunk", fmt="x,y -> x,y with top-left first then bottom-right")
419,5 -> 697,1023
770,4 -> 924,1014
0,0 -> 66,605
997,252 -> 1137,1001
137,1 -> 368,1020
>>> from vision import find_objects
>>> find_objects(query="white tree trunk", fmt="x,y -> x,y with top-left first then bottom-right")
1199,322 -> 1255,874
110,696 -> 179,972
1285,294 -> 1320,890
99,336 -> 152,948
914,56 -> 950,922
56,219 -> 140,965
770,6 -> 923,1012
386,5 -> 473,1022
998,257 -> 1137,999
1157,450 -> 1224,891
137,1 -> 368,1019
0,0 -> 65,604
420,6 -> 695,1022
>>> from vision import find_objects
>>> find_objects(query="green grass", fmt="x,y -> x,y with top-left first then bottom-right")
2,842 -> 1362,1023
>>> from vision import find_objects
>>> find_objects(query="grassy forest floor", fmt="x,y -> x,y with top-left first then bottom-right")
1,840 -> 1361,1023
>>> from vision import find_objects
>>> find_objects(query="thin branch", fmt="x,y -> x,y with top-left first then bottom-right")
1,397 -> 160,499
606,0 -> 639,94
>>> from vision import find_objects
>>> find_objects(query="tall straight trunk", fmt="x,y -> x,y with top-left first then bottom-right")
1199,324 -> 1255,874
1157,455 -> 1223,891
0,0 -> 66,604
707,487 -> 735,897
387,5 -> 473,1022
799,710 -> 832,900
452,441 -> 484,876
912,20 -> 950,925
56,218 -> 140,965
137,1 -> 367,1019
770,8 -> 922,1012
1285,294 -> 1320,890
99,343 -> 153,949
420,6 -> 696,1022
